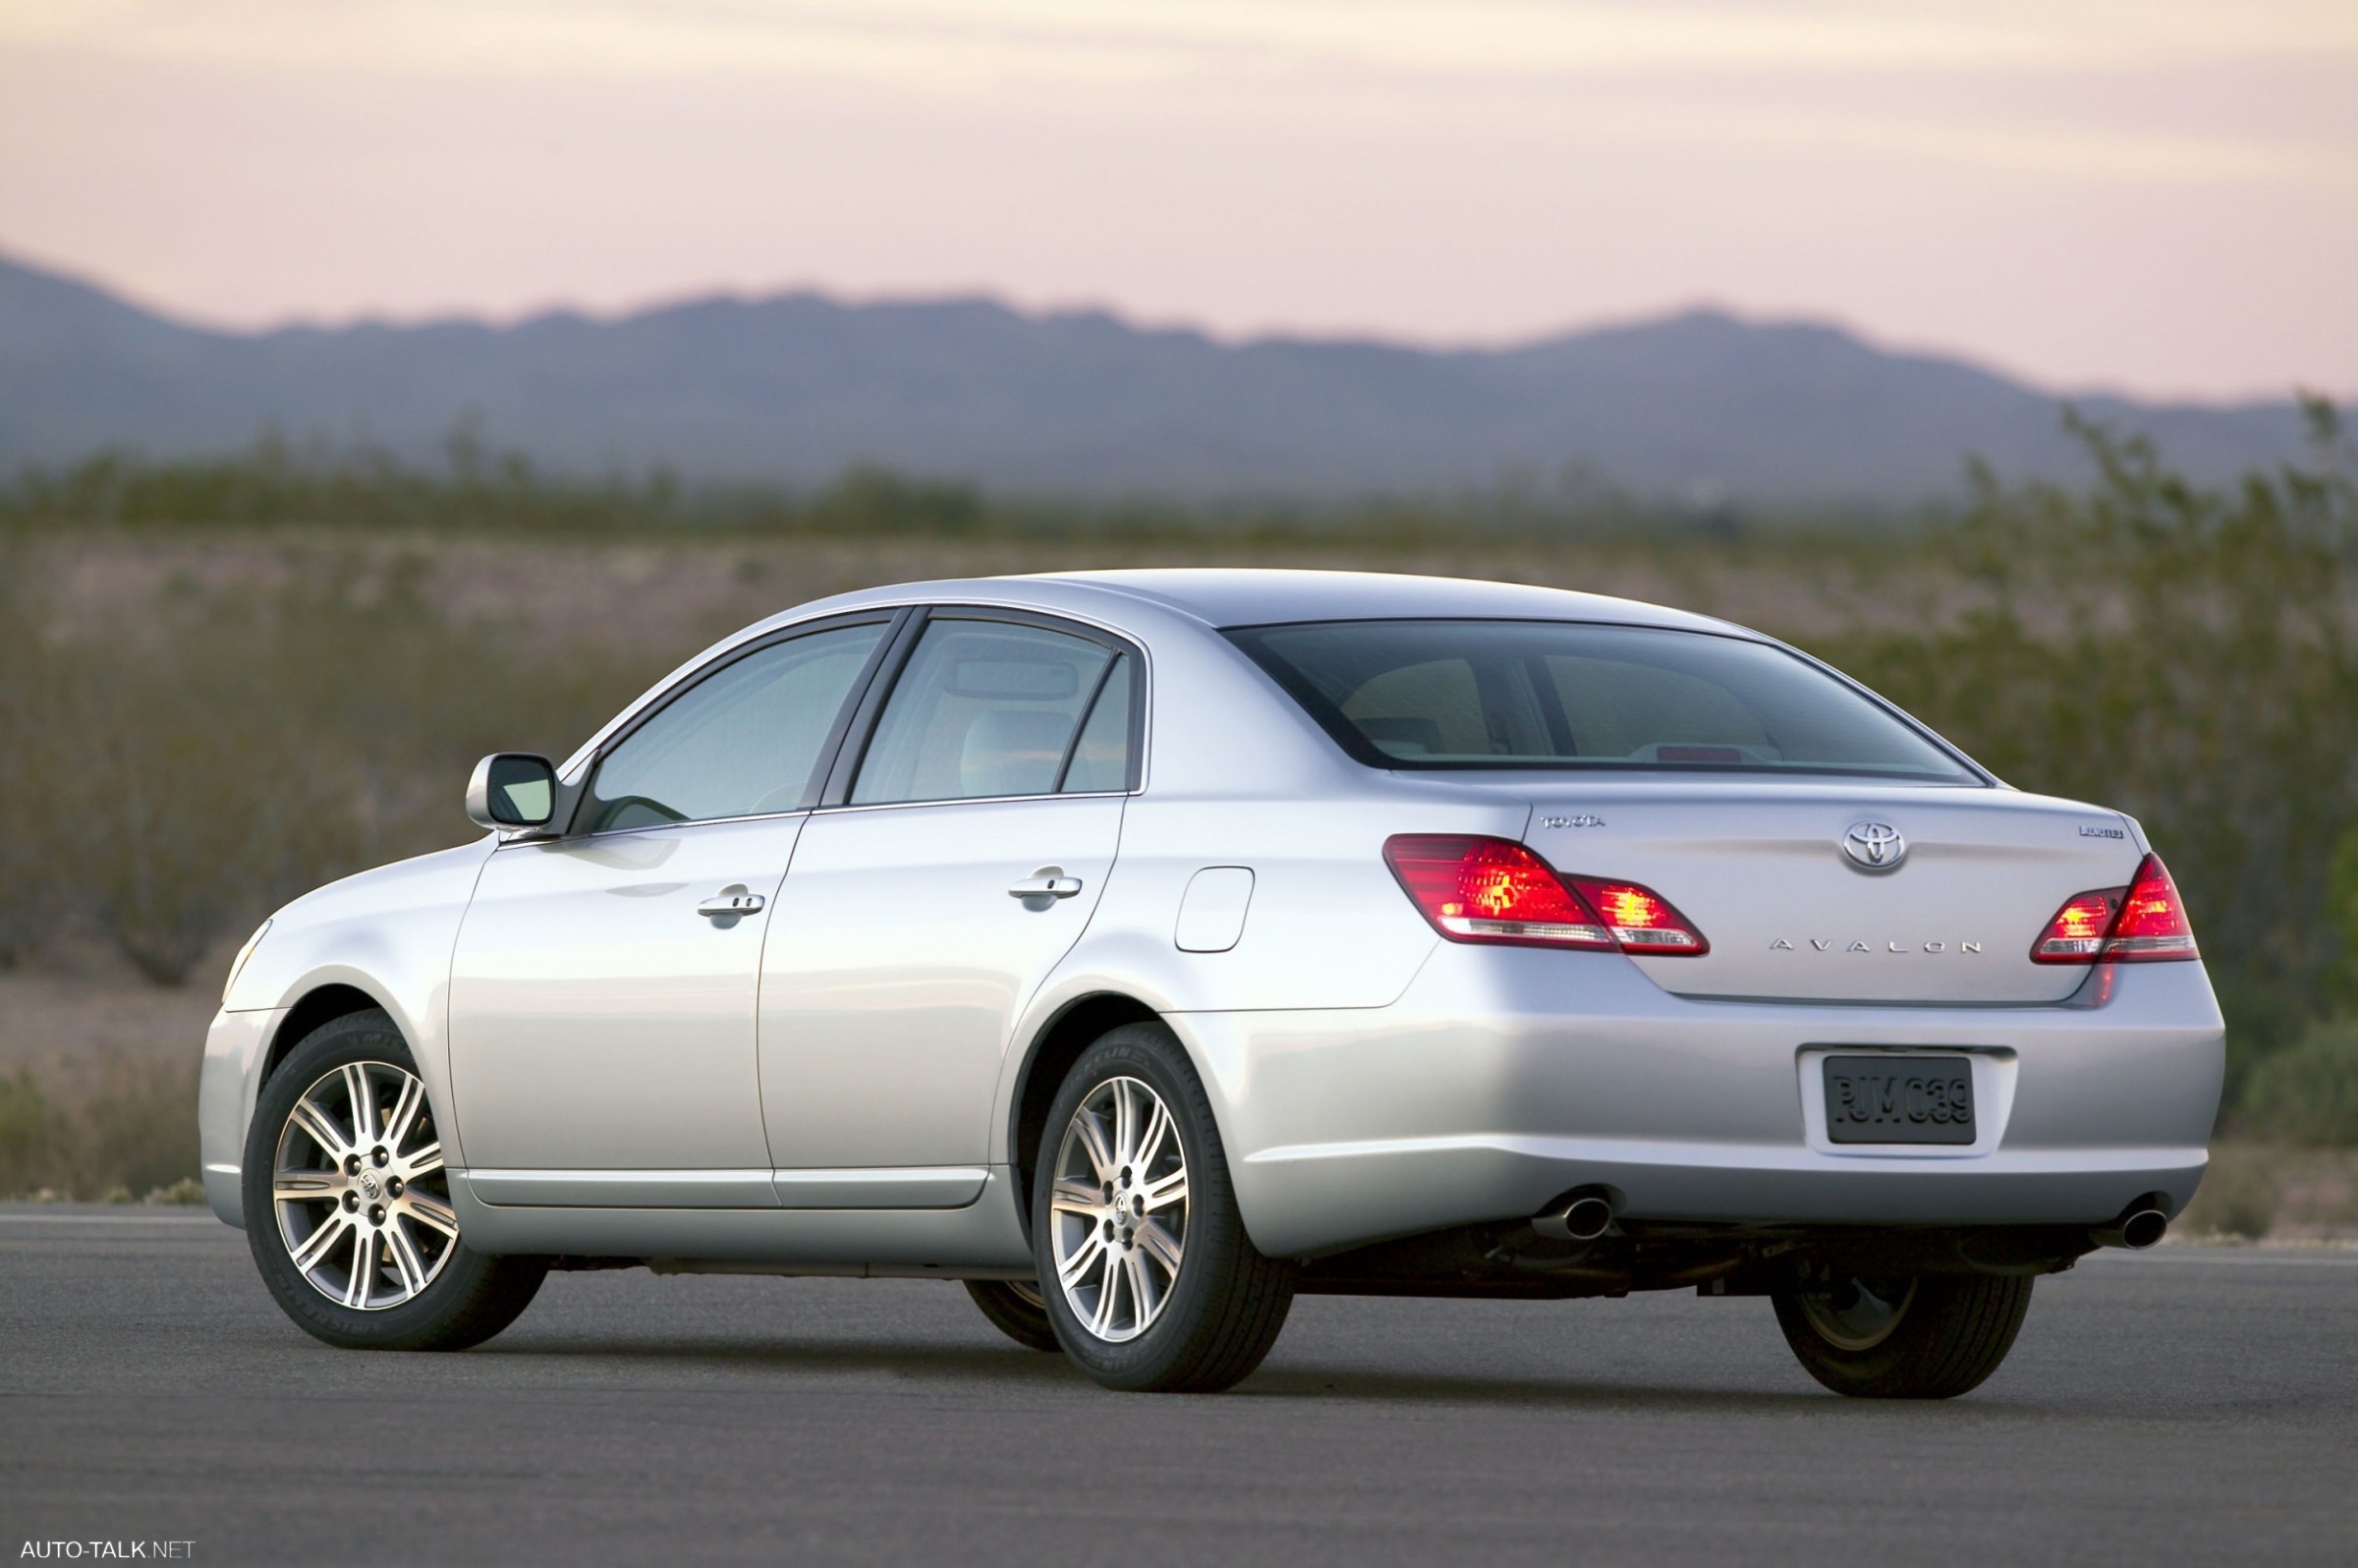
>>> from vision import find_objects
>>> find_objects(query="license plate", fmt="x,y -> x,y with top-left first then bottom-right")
1824,1055 -> 1976,1145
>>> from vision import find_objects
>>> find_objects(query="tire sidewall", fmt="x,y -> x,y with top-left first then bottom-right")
1772,1272 -> 2031,1398
964,1279 -> 1062,1353
242,1009 -> 509,1350
1031,1025 -> 1239,1385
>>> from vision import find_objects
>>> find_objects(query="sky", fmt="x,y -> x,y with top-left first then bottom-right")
1,0 -> 2353,401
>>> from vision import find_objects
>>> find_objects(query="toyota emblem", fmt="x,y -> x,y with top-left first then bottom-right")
1841,821 -> 1907,870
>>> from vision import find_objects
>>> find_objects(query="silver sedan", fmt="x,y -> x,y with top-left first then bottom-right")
200,570 -> 2222,1396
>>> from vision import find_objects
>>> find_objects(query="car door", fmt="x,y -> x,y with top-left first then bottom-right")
758,611 -> 1141,1201
446,616 -> 896,1205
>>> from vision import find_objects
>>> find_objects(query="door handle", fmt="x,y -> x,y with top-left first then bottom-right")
697,891 -> 765,919
1007,873 -> 1084,901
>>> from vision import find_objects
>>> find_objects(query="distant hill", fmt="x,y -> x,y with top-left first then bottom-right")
0,252 -> 2320,505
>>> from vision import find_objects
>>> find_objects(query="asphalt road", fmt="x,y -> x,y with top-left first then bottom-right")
4,1206 -> 2353,1566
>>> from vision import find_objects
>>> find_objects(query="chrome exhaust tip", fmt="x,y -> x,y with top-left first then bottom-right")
2091,1204 -> 2169,1251
1533,1189 -> 1617,1243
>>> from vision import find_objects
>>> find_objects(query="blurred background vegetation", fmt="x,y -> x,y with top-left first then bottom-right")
2,408 -> 2353,1224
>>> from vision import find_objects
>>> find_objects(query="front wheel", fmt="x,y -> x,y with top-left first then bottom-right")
242,1008 -> 547,1351
1033,1023 -> 1295,1392
1771,1270 -> 2034,1399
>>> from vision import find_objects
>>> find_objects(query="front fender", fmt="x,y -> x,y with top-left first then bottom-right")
204,840 -> 493,1226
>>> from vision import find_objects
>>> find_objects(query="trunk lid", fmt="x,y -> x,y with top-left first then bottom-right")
1508,781 -> 2144,1004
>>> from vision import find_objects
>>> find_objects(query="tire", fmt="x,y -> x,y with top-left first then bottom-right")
964,1279 -> 1063,1353
1772,1270 -> 2035,1399
1032,1022 -> 1295,1393
242,1008 -> 547,1351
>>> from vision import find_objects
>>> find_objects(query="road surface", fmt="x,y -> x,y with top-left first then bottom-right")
4,1206 -> 2352,1565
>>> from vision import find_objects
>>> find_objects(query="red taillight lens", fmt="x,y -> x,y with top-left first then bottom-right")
2030,854 -> 2198,965
1567,877 -> 1711,954
1383,835 -> 1613,948
2031,890 -> 2120,962
1381,836 -> 1706,955
2105,855 -> 2199,960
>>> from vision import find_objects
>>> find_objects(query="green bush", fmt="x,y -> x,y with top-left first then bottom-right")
1816,400 -> 2358,1078
2240,1019 -> 2358,1148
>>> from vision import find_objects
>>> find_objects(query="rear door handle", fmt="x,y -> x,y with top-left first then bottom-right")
697,891 -> 765,918
1007,873 -> 1084,900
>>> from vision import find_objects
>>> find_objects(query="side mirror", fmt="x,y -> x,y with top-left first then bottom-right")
466,753 -> 559,831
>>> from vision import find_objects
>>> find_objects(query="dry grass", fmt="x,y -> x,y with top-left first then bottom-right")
2176,1143 -> 2358,1243
4,416 -> 2355,1196
0,967 -> 221,1200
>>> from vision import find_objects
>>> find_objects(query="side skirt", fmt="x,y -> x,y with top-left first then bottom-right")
447,1166 -> 1034,1276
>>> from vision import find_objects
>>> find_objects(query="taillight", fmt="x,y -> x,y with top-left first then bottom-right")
2105,855 -> 2200,960
1568,877 -> 1710,954
2030,853 -> 2198,964
2031,890 -> 2119,962
1381,835 -> 1706,955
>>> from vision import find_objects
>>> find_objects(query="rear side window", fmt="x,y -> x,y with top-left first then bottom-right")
1060,654 -> 1133,793
852,620 -> 1130,804
1229,619 -> 1975,781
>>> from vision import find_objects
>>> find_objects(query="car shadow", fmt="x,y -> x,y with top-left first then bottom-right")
462,1336 -> 1970,1413
1233,1364 -> 1853,1413
470,1335 -> 1077,1383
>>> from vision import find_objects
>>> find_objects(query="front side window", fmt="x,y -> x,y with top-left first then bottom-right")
583,621 -> 888,831
1229,619 -> 1976,782
851,620 -> 1129,805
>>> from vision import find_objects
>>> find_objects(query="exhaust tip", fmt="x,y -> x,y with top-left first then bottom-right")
1561,1196 -> 1615,1242
1534,1188 -> 1617,1243
2092,1201 -> 2170,1250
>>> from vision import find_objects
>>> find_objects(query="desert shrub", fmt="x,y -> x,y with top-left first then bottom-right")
75,1057 -> 202,1198
0,1070 -> 60,1196
1817,401 -> 2358,1091
0,550 -> 661,983
0,1061 -> 200,1200
2240,1019 -> 2358,1148
1,409 -> 2350,1026
2178,1144 -> 2281,1239
0,563 -> 72,968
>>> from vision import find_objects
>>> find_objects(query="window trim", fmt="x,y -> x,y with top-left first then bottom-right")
820,605 -> 1150,811
1224,616 -> 1993,786
561,608 -> 914,839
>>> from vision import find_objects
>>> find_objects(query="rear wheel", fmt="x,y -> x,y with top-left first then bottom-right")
243,1009 -> 547,1351
964,1279 -> 1062,1352
1033,1022 -> 1295,1392
1772,1270 -> 2034,1399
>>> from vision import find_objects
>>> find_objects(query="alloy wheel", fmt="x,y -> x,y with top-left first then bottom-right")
271,1060 -> 457,1310
1048,1075 -> 1189,1343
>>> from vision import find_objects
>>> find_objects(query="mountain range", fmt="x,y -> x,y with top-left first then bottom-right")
0,251 -> 2321,506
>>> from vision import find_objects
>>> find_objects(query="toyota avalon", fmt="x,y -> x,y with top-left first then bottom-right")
199,570 -> 2222,1396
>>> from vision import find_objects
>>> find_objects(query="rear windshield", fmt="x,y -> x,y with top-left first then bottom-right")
1228,619 -> 1978,781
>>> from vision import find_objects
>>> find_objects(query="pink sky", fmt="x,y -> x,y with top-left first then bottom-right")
3,0 -> 2353,400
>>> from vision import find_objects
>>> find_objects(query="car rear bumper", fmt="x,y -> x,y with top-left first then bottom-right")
1175,949 -> 2223,1260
